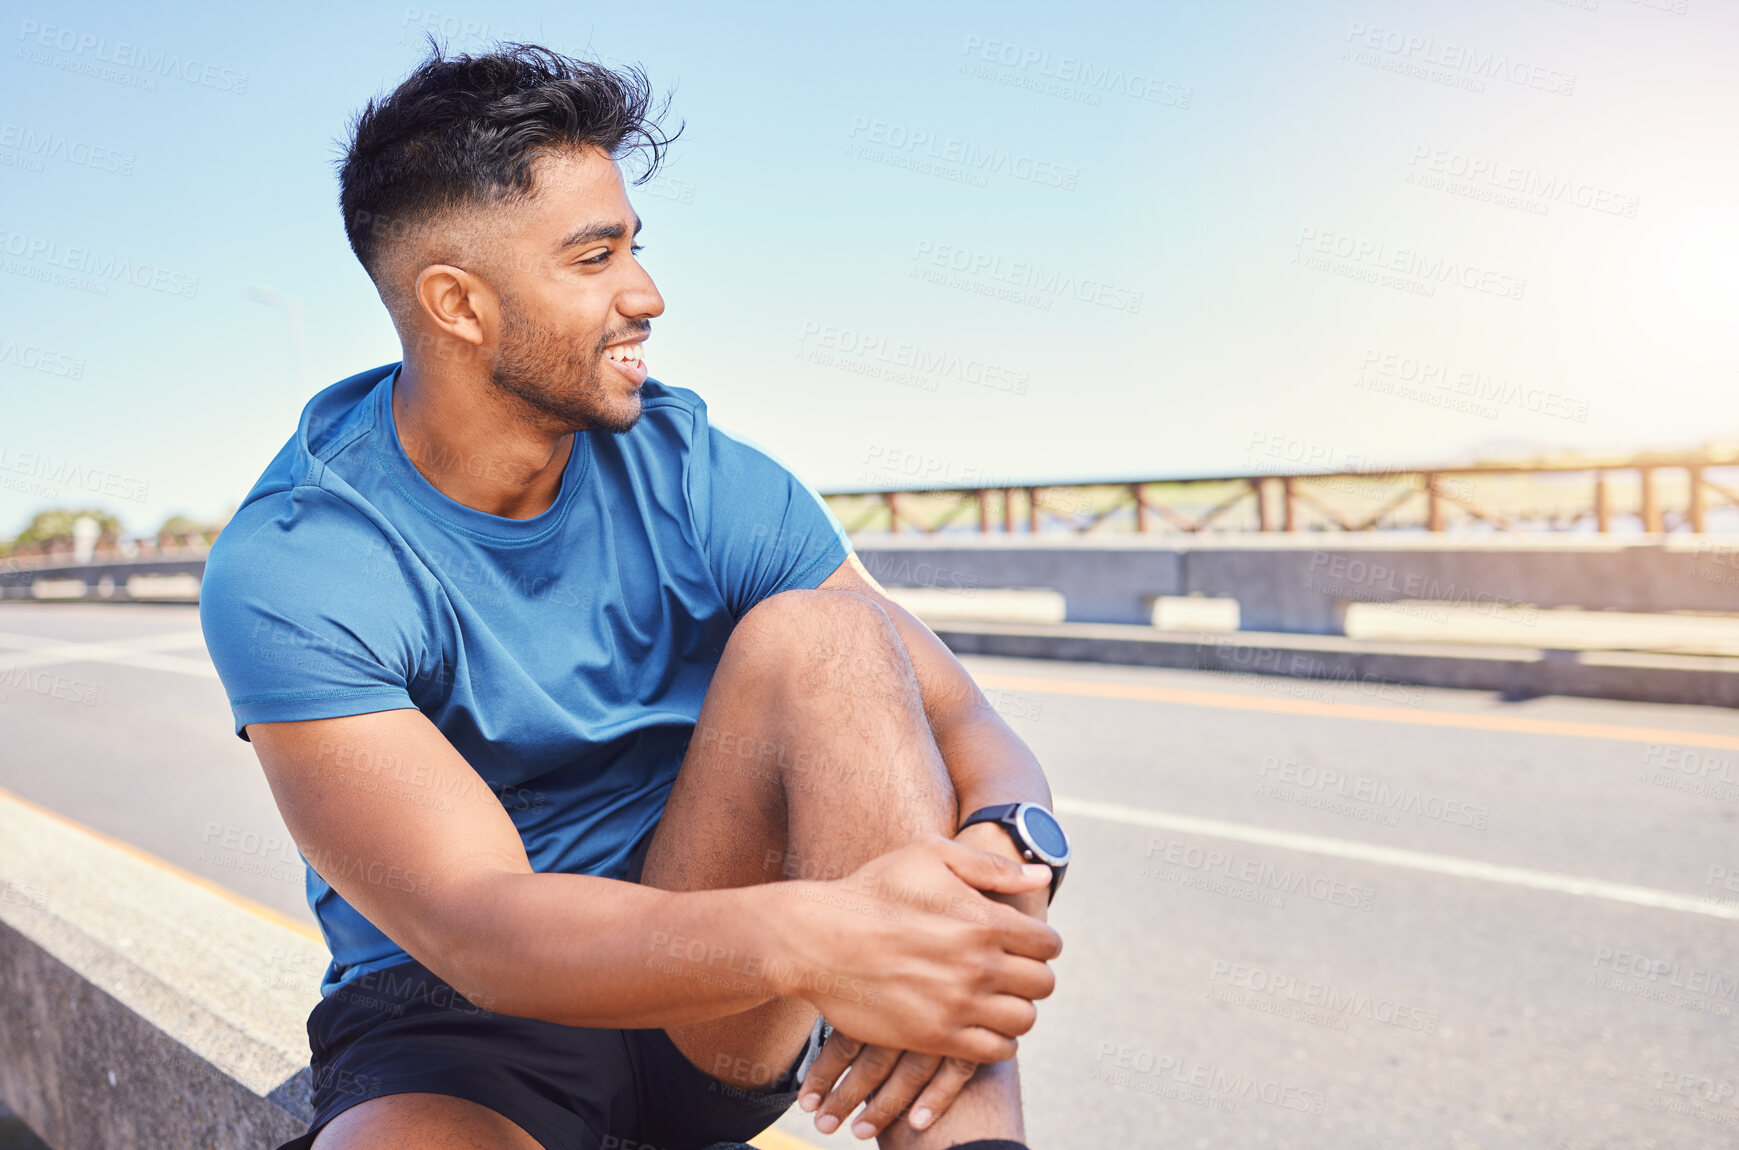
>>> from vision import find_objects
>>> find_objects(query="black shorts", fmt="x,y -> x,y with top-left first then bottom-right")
277,831 -> 821,1150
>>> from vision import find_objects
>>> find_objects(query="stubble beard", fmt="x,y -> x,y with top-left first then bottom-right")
487,305 -> 643,435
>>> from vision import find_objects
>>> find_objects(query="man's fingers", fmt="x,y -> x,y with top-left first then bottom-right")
854,1051 -> 942,1138
813,1042 -> 901,1137
985,902 -> 1064,962
990,953 -> 1058,1002
797,1032 -> 862,1114
939,836 -> 1052,895
953,1025 -> 1019,1064
907,1056 -> 980,1131
971,992 -> 1040,1040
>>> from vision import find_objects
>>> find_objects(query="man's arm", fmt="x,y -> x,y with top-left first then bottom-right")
247,707 -> 1056,1060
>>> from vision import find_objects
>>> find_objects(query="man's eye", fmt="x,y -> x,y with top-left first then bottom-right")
579,244 -> 644,266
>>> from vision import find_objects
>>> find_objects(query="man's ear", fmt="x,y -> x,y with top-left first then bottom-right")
413,263 -> 496,353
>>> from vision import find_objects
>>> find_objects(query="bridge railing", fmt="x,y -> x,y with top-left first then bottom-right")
824,452 -> 1739,536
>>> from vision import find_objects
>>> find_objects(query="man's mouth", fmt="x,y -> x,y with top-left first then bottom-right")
604,341 -> 645,367
603,340 -> 648,385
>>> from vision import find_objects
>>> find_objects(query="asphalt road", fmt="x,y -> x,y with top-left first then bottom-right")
2,602 -> 1735,1149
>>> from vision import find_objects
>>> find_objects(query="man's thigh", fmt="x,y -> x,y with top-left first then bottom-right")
638,589 -> 957,1088
311,1092 -> 543,1149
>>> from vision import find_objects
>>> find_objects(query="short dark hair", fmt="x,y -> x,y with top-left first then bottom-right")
339,42 -> 679,281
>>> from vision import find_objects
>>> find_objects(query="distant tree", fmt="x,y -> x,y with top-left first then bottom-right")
156,515 -> 202,538
10,508 -> 123,548
155,512 -> 231,545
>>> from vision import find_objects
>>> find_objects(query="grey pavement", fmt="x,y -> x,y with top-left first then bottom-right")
2,603 -> 1735,1148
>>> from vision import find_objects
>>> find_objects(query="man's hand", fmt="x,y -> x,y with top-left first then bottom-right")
797,1031 -> 980,1138
768,835 -> 1060,1064
791,823 -> 1056,1138
955,819 -> 1051,920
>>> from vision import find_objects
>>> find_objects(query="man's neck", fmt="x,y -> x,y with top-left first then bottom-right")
391,360 -> 575,520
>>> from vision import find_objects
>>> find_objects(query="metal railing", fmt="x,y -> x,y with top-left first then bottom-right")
823,452 -> 1739,535
6,455 -> 1736,557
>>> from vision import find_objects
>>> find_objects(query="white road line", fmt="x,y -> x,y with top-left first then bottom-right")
0,630 -> 215,678
1056,795 -> 1739,922
0,629 -> 207,652
100,651 -> 219,678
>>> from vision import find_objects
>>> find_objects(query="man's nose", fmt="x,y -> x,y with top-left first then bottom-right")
620,263 -> 664,319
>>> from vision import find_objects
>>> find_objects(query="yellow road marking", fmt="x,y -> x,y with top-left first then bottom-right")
0,784 -> 322,941
974,673 -> 1739,751
751,1129 -> 825,1150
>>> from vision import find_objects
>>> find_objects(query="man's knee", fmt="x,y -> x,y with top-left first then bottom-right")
729,589 -> 908,685
710,588 -> 953,824
739,587 -> 895,641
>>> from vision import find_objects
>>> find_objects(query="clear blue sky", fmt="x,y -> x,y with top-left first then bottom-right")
2,0 -> 1735,535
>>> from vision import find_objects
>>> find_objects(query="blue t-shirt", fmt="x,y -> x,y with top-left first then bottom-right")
199,363 -> 850,993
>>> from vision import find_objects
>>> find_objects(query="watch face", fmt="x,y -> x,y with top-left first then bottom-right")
1020,805 -> 1069,861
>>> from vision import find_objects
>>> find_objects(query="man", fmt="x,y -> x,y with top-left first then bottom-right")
201,44 -> 1069,1150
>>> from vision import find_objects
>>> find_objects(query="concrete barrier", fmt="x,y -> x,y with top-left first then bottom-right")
856,535 -> 1739,631
0,559 -> 206,603
0,787 -> 324,1148
0,791 -> 813,1150
10,538 -> 1739,631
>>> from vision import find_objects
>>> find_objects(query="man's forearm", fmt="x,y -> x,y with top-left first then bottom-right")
420,871 -> 808,1028
416,838 -> 1059,1065
930,702 -> 1054,921
934,701 -> 1052,823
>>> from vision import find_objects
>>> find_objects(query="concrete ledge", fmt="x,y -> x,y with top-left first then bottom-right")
930,621 -> 1739,707
0,788 -> 324,1149
858,539 -> 1739,630
0,559 -> 206,603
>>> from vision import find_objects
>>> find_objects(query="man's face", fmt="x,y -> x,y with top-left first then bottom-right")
480,147 -> 664,434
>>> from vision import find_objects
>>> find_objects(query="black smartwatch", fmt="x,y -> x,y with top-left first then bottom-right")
959,802 -> 1071,903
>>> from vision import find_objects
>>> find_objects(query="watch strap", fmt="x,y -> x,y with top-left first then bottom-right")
959,802 -> 1023,834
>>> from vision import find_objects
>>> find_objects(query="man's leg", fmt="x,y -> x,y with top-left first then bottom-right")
640,588 -> 1026,1148
311,1093 -> 543,1148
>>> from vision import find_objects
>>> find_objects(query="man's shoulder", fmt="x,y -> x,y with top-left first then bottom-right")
206,454 -> 412,602
199,483 -> 430,671
220,363 -> 396,522
637,377 -> 706,426
210,484 -> 390,561
629,379 -> 771,466
303,363 -> 399,459
609,378 -> 723,474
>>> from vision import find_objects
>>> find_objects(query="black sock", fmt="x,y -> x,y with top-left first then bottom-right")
946,1141 -> 1030,1150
